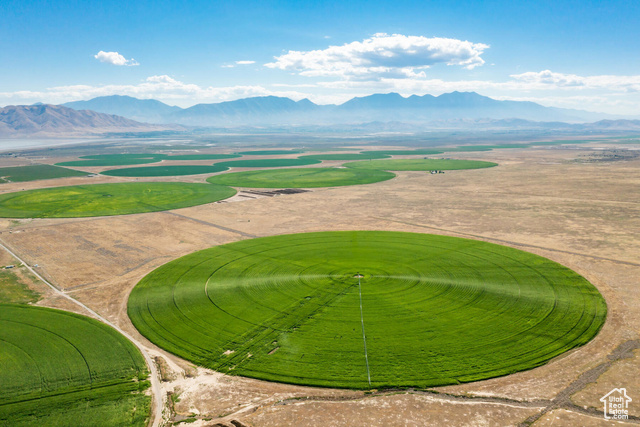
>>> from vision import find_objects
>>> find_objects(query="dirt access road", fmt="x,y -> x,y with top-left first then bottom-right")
1,144 -> 638,426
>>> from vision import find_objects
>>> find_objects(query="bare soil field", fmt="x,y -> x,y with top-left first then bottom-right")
0,143 -> 638,426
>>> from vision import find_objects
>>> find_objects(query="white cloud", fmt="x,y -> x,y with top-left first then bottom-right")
510,70 -> 640,92
94,51 -> 139,66
0,75 -> 309,107
3,69 -> 640,115
265,33 -> 489,79
221,60 -> 255,68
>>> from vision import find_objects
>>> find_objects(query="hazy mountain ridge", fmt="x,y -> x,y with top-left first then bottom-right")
4,93 -> 639,137
62,95 -> 182,123
0,104 -> 181,137
58,92 -> 628,127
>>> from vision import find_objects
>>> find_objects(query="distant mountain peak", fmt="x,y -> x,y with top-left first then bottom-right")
0,104 -> 179,137
55,91 -> 623,127
62,95 -> 181,123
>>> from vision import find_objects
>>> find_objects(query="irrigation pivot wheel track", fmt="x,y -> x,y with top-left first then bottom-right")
128,231 -> 606,389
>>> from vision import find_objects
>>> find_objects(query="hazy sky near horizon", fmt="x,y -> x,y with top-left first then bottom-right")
1,0 -> 639,114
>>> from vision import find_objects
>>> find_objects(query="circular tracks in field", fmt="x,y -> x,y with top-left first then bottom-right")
0,182 -> 236,218
128,231 -> 606,389
101,164 -> 229,177
216,158 -> 321,168
207,167 -> 395,188
0,304 -> 149,425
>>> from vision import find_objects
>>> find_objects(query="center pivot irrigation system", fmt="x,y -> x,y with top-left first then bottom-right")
357,274 -> 371,386
128,231 -> 606,390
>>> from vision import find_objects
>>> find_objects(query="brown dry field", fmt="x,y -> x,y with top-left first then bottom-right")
0,144 -> 639,426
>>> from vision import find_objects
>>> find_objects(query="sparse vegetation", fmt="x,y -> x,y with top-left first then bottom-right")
344,158 -> 498,171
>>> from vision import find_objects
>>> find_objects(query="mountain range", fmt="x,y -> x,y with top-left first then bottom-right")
2,92 -> 640,137
0,104 -> 181,137
61,92 -> 625,127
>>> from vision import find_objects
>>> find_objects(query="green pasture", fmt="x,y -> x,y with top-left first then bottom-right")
215,158 -> 321,168
301,153 -> 390,161
56,158 -> 162,167
0,304 -> 150,426
236,150 -> 305,155
56,153 -> 166,167
0,268 -> 40,305
437,146 -> 495,152
80,154 -> 167,160
344,158 -> 498,171
207,167 -> 395,188
360,149 -> 444,156
165,154 -> 241,160
128,231 -> 606,389
0,182 -> 236,218
100,164 -> 228,177
142,145 -> 214,151
0,164 -> 88,183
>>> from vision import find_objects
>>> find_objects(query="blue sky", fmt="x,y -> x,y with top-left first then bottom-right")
1,0 -> 639,114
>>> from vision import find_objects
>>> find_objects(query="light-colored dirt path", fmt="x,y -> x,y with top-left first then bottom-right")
0,239 -> 165,427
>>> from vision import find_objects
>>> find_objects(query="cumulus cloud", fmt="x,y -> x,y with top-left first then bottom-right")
94,51 -> 139,66
265,33 -> 489,79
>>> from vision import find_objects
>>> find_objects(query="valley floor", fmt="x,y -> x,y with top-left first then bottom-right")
0,143 -> 638,426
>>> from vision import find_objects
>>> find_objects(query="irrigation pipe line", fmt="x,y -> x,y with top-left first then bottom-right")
0,240 -> 165,427
358,276 -> 372,386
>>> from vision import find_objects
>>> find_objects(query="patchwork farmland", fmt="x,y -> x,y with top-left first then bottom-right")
0,138 -> 638,426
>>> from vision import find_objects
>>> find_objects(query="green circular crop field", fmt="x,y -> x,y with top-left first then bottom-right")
166,154 -> 241,160
215,158 -> 321,168
301,153 -> 391,161
128,231 -> 606,389
0,304 -> 150,426
344,158 -> 498,171
237,150 -> 305,155
360,149 -> 444,156
100,164 -> 228,177
0,182 -> 236,218
56,153 -> 167,167
207,167 -> 395,188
